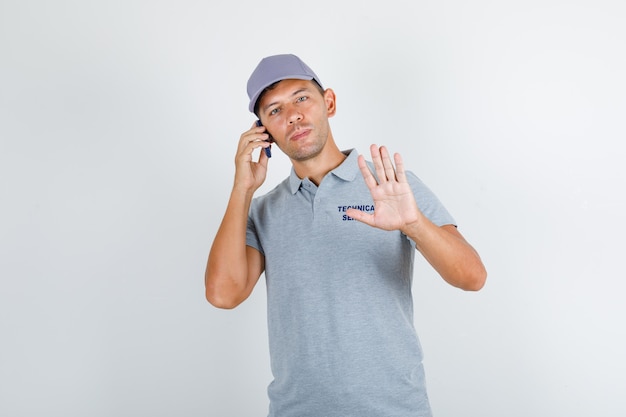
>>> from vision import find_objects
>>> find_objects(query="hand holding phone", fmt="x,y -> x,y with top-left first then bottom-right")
256,120 -> 273,158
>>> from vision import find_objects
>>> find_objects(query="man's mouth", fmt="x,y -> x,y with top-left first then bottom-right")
289,127 -> 311,142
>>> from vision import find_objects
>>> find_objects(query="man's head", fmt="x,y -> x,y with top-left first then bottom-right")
247,54 -> 324,115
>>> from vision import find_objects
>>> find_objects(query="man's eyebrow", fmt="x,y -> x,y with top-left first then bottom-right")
262,87 -> 311,113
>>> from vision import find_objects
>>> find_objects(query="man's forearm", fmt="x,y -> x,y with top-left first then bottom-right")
205,188 -> 257,307
404,215 -> 487,291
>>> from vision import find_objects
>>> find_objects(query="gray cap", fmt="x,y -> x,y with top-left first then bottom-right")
246,54 -> 323,113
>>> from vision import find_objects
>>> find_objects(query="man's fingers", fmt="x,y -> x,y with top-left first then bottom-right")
357,154 -> 378,189
393,152 -> 408,183
380,146 -> 397,182
237,125 -> 271,161
346,208 -> 375,227
370,144 -> 387,183
370,144 -> 398,183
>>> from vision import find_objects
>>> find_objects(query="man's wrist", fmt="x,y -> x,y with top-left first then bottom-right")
401,213 -> 428,241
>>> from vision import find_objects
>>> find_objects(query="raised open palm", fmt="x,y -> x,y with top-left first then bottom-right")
347,144 -> 420,231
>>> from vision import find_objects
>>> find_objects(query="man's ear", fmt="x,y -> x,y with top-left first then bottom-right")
323,88 -> 337,118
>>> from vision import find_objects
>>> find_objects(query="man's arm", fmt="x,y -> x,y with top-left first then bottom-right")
204,123 -> 271,308
404,220 -> 486,291
205,188 -> 265,308
346,144 -> 487,291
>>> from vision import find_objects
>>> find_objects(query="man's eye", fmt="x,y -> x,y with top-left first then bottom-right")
269,108 -> 279,116
296,96 -> 308,103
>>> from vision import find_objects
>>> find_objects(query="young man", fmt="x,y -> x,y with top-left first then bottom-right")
205,54 -> 486,417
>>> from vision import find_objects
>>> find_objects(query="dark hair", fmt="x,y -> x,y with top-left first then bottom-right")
254,79 -> 325,117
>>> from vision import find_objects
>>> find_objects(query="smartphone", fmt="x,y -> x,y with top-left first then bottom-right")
256,120 -> 273,158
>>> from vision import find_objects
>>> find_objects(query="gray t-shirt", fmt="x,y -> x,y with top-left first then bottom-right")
246,149 -> 455,417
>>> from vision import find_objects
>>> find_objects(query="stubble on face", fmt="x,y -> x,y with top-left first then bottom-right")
283,120 -> 331,162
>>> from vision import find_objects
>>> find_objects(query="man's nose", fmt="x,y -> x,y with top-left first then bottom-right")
287,107 -> 303,124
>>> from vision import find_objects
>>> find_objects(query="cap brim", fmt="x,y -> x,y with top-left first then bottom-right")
248,75 -> 314,113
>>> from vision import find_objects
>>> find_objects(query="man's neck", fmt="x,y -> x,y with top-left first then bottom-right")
292,143 -> 347,186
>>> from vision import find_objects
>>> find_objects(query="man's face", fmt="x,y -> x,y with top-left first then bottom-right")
256,79 -> 334,162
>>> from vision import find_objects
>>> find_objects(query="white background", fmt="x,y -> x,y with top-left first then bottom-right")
1,1 -> 625,416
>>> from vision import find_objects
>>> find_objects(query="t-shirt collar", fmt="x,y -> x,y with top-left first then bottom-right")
288,148 -> 359,194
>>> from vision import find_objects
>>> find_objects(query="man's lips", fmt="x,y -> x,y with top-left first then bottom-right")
288,128 -> 311,142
